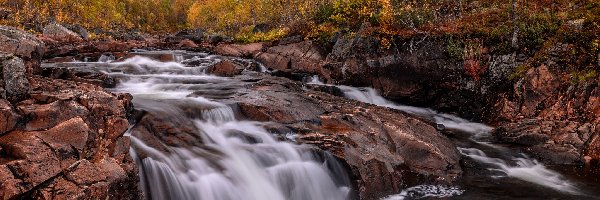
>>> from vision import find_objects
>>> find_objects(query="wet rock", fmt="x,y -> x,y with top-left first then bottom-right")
493,120 -> 550,146
42,23 -> 83,43
231,76 -> 462,199
129,100 -> 205,155
206,59 -> 244,77
1,55 -> 30,102
494,119 -> 595,165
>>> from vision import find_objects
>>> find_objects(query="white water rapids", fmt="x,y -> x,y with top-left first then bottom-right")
53,51 -> 594,200
105,55 -> 351,200
307,76 -> 583,198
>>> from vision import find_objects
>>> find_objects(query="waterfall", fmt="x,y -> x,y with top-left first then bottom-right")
107,55 -> 351,200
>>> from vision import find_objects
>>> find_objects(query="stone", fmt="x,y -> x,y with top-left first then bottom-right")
178,39 -> 199,48
255,41 -> 328,79
0,26 -> 45,60
62,24 -> 89,40
175,29 -> 204,43
214,43 -> 265,58
0,75 -> 139,199
1,55 -> 30,102
206,59 -> 244,77
42,23 -> 83,43
18,99 -> 89,131
208,35 -> 224,45
0,99 -> 19,135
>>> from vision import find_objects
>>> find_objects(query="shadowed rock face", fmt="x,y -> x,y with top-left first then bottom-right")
493,65 -> 600,165
234,31 -> 600,167
227,76 -> 462,199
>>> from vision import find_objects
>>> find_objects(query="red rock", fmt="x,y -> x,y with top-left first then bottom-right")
214,43 -> 264,58
232,76 -> 461,199
0,100 -> 19,134
206,59 -> 244,77
178,39 -> 199,48
18,100 -> 89,131
255,41 -> 327,76
38,117 -> 90,154
0,26 -> 45,60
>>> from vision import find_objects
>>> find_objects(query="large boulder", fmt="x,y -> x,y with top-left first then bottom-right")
0,26 -> 44,74
0,26 -> 45,60
42,23 -> 83,43
1,55 -> 30,102
230,76 -> 462,199
214,43 -> 265,58
255,41 -> 328,80
206,59 -> 244,77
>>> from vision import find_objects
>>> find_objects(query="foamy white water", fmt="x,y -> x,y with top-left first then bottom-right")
320,79 -> 582,196
458,147 -> 580,194
382,185 -> 465,200
109,55 -> 351,200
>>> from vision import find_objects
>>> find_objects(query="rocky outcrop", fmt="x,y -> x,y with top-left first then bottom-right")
214,43 -> 265,58
229,75 -> 462,199
42,23 -> 84,43
0,25 -> 139,199
250,27 -> 521,121
0,26 -> 45,74
255,41 -> 329,79
493,63 -> 599,165
247,27 -> 599,167
0,75 -> 139,199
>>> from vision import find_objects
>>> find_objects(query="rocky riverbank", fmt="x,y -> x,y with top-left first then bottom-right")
0,22 -> 598,199
217,23 -> 600,167
0,25 -> 139,199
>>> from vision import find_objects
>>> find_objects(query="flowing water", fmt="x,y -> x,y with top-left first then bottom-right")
51,52 -> 600,200
309,76 -> 600,200
91,53 -> 352,200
